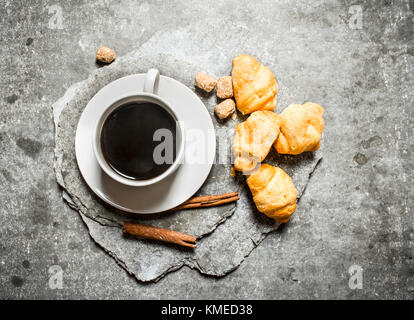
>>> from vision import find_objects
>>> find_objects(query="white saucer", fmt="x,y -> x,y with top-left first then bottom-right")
75,74 -> 216,214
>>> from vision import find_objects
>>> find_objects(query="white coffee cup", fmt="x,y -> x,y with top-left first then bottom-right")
92,69 -> 185,187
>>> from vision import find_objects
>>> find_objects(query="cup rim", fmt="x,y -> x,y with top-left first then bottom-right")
92,92 -> 185,187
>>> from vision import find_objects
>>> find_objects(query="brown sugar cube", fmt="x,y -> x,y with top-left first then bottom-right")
195,72 -> 217,92
216,76 -> 233,99
214,99 -> 235,120
96,46 -> 116,64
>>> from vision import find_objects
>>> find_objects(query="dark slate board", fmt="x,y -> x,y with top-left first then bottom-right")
54,53 -> 322,281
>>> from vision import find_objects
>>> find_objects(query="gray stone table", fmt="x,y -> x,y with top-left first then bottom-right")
0,0 -> 412,299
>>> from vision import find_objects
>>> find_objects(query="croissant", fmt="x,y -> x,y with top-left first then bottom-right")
247,164 -> 298,223
274,102 -> 324,155
232,54 -> 279,115
233,111 -> 281,172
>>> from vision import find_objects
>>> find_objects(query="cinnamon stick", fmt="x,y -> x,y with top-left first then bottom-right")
123,222 -> 196,248
174,192 -> 239,210
123,192 -> 239,248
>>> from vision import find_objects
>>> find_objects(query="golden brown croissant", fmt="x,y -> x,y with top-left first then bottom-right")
274,102 -> 324,155
232,55 -> 279,115
233,111 -> 281,172
247,164 -> 298,223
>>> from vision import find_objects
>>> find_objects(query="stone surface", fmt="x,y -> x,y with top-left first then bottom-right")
0,0 -> 412,298
54,53 -> 321,281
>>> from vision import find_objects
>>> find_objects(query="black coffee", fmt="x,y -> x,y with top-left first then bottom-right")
100,102 -> 177,180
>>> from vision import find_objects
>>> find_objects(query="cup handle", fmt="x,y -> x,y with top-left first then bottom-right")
143,68 -> 160,94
